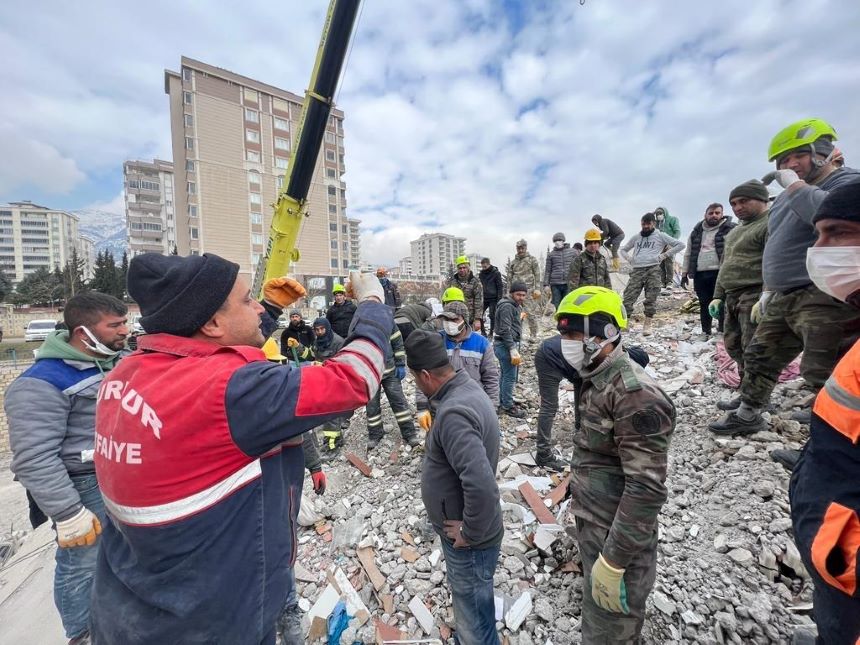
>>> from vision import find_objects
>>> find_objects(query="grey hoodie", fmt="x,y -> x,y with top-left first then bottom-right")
620,230 -> 685,269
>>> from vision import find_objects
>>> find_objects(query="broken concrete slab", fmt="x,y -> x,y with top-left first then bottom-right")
408,595 -> 435,634
374,619 -> 405,644
518,481 -> 558,526
356,546 -> 386,592
505,591 -> 533,632
544,474 -> 570,508
329,566 -> 370,626
509,452 -> 537,467
294,561 -> 317,583
400,546 -> 420,563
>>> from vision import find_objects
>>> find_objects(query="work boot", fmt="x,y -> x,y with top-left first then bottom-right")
500,405 -> 527,419
402,432 -> 423,448
642,317 -> 653,336
790,409 -> 811,424
366,433 -> 384,450
535,452 -> 568,473
716,396 -> 742,411
708,411 -> 766,436
277,603 -> 304,645
770,448 -> 801,472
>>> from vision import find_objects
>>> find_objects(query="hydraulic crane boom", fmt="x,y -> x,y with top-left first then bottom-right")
253,0 -> 361,297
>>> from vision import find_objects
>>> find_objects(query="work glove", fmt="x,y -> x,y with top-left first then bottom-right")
543,286 -> 552,296
611,257 -> 621,272
751,291 -> 773,324
286,337 -> 300,348
510,348 -> 522,366
520,311 -> 528,321
657,252 -> 669,262
263,277 -> 306,309
310,469 -> 326,495
591,553 -> 630,614
472,318 -> 482,332
761,169 -> 801,189
417,410 -> 432,432
680,274 -> 689,290
531,290 -> 541,300
395,366 -> 406,381
346,270 -> 384,303
56,507 -> 102,548
708,299 -> 723,319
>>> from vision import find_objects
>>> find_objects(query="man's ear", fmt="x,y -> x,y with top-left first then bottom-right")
198,312 -> 226,339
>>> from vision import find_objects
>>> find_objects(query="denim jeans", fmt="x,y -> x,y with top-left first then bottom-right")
550,284 -> 569,309
439,537 -> 500,645
493,342 -> 518,409
54,473 -> 106,639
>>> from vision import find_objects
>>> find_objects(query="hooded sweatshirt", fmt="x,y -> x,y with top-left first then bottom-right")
311,318 -> 345,361
655,207 -> 681,239
620,230 -> 685,269
5,330 -> 122,520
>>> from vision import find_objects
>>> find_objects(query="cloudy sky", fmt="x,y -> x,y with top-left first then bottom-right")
2,0 -> 859,266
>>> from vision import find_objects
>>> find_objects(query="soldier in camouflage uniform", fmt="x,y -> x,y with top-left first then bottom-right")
444,256 -> 483,328
555,287 -> 675,642
568,228 -> 612,291
507,239 -> 543,339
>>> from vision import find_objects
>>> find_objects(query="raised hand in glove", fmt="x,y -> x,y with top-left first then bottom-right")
395,366 -> 406,381
286,337 -> 300,349
761,169 -> 801,189
680,274 -> 689,290
417,410 -> 432,432
56,507 -> 102,548
310,469 -> 326,495
751,291 -> 773,324
510,348 -> 522,366
346,270 -> 384,303
263,277 -> 306,309
591,553 -> 630,614
708,299 -> 723,319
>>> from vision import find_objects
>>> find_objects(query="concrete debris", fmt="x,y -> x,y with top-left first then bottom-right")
408,595 -> 435,635
505,591 -> 533,632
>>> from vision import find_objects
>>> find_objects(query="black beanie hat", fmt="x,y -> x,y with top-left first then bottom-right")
510,281 -> 528,294
128,252 -> 240,336
730,179 -> 769,203
405,329 -> 450,371
813,179 -> 860,224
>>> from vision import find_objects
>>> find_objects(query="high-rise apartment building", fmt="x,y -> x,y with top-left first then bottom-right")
0,201 -> 93,283
123,158 -> 176,256
410,233 -> 466,278
164,56 -> 359,280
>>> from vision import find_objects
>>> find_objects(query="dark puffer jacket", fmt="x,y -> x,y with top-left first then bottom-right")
544,244 -> 579,286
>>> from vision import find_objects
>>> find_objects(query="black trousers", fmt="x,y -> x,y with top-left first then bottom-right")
693,270 -> 720,334
482,298 -> 498,337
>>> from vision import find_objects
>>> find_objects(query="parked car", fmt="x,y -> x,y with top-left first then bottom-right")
130,313 -> 144,334
24,319 -> 58,342
277,314 -> 289,329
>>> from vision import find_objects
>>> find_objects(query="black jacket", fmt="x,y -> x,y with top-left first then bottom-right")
325,301 -> 357,338
280,321 -> 314,360
380,278 -> 401,309
479,265 -> 504,302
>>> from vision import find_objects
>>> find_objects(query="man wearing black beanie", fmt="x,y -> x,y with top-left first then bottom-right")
406,329 -> 503,645
91,253 -> 394,645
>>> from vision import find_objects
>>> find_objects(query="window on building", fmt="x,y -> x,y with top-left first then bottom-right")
243,88 -> 258,104
186,160 -> 195,172
328,204 -> 337,214
342,224 -> 348,234
325,149 -> 335,162
331,259 -> 338,269
187,181 -> 196,194
249,193 -> 261,205
273,117 -> 289,131
244,108 -> 259,123
246,129 -> 260,143
325,132 -> 335,144
342,259 -> 349,269
339,153 -> 345,166
184,114 -> 193,127
342,241 -> 348,251
182,68 -> 192,81
327,185 -> 337,198
190,227 -> 199,240
252,233 -> 263,245
330,223 -> 337,232
276,176 -> 285,189
275,157 -> 288,170
188,204 -> 198,217
274,137 -> 289,151
251,212 -> 262,224
183,91 -> 192,105
273,98 -> 290,114
331,240 -> 338,250
246,150 -> 261,163
248,171 -> 261,187
326,168 -> 337,178
185,137 -> 194,150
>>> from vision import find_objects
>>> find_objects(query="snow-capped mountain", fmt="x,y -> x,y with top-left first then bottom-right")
72,209 -> 129,260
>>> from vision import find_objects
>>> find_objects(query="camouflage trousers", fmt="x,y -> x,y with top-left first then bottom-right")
522,294 -> 541,337
575,517 -> 657,644
741,283 -> 860,408
723,286 -> 760,384
622,265 -> 662,318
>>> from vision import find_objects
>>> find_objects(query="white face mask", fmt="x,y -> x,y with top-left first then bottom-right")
79,325 -> 120,357
561,339 -> 586,370
554,240 -> 564,249
806,246 -> 860,304
442,320 -> 464,336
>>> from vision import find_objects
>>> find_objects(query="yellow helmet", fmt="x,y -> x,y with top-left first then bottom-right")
262,337 -> 286,362
441,286 -> 465,304
555,286 -> 628,333
768,118 -> 837,162
332,283 -> 346,294
584,228 -> 603,242
455,255 -> 470,267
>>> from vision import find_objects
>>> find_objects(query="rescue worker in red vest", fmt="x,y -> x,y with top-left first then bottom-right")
91,253 -> 392,645
790,180 -> 860,644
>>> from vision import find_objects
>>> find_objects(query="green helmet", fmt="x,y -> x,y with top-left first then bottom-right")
555,286 -> 628,333
441,286 -> 465,304
455,255 -> 470,267
332,283 -> 346,294
768,118 -> 837,162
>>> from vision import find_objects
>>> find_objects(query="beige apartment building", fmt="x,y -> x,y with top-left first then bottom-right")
410,232 -> 466,278
164,56 -> 360,280
0,201 -> 95,283
123,158 -> 176,256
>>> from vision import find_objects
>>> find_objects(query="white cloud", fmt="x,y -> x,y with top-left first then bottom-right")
0,125 -> 85,194
83,190 -> 125,216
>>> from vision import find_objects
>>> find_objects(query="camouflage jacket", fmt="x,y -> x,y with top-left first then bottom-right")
570,344 -> 675,568
444,271 -> 483,323
567,250 -> 612,290
507,253 -> 541,291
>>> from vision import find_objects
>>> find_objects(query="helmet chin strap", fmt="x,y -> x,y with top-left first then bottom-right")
581,317 -> 620,367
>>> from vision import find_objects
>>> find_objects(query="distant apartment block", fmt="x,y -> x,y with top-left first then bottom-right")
164,56 -> 359,279
0,201 -> 94,282
398,255 -> 413,276
124,158 -> 176,256
410,232 -> 466,278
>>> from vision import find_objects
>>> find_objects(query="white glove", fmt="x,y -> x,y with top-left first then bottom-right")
347,270 -> 384,303
510,348 -> 522,366
751,291 -> 773,324
657,252 -> 669,262
761,169 -> 801,189
56,507 -> 102,548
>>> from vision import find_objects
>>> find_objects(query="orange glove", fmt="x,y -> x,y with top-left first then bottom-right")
510,348 -> 522,366
520,311 -> 528,320
56,507 -> 102,548
531,290 -> 542,300
286,337 -> 300,349
417,410 -> 432,432
263,277 -> 306,309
